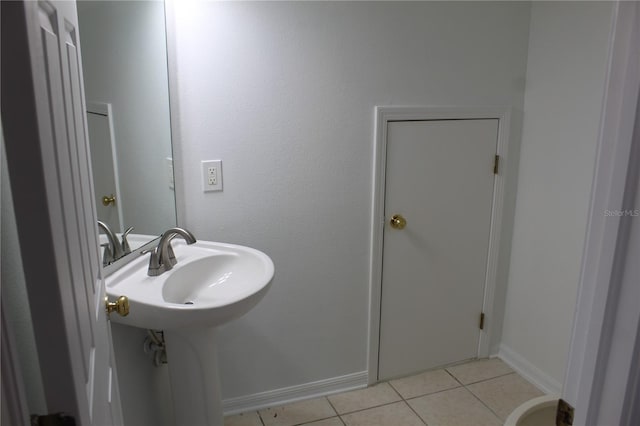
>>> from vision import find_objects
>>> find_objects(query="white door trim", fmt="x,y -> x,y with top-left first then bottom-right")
563,1 -> 640,424
368,106 -> 511,384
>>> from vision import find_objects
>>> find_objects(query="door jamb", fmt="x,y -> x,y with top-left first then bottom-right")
562,1 -> 640,424
368,106 -> 512,384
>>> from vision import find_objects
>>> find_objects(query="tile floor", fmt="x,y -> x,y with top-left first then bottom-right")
224,358 -> 544,426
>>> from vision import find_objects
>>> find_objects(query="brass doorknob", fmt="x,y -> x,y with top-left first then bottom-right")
105,296 -> 129,317
390,214 -> 407,230
102,194 -> 116,206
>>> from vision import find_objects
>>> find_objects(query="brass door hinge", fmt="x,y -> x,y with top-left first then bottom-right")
493,155 -> 500,175
479,312 -> 485,330
556,399 -> 574,426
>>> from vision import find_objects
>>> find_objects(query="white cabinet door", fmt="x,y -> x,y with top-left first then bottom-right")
1,1 -> 122,424
379,119 -> 498,380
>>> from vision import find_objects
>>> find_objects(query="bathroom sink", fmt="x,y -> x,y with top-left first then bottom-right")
105,239 -> 274,330
106,237 -> 274,426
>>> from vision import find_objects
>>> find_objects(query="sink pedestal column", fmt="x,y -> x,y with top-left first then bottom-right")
164,327 -> 223,426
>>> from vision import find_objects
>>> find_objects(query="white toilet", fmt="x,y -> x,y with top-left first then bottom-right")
504,395 -> 559,426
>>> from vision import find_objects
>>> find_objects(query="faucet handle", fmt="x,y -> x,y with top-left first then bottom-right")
98,220 -> 124,261
147,247 -> 174,276
121,226 -> 134,255
165,234 -> 178,267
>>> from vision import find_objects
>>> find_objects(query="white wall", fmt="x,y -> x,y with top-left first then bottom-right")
77,1 -> 175,236
500,1 -> 614,393
171,1 -> 531,400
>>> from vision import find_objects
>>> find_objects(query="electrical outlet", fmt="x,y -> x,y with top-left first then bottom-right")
202,160 -> 222,192
207,167 -> 217,185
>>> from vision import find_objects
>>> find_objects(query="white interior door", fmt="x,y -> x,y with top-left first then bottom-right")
1,1 -> 122,424
87,102 -> 123,232
378,119 -> 498,380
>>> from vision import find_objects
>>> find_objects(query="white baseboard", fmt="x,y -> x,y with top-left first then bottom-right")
497,343 -> 562,395
222,371 -> 369,415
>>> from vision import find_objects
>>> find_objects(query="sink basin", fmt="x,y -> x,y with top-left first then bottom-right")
105,239 -> 274,426
106,240 -> 274,330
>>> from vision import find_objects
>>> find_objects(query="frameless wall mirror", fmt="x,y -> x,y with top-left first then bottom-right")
77,0 -> 177,264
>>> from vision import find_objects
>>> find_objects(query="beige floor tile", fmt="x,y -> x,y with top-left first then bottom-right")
259,397 -> 337,426
301,417 -> 344,426
328,383 -> 401,414
389,368 -> 460,399
446,358 -> 513,385
467,373 -> 544,420
225,411 -> 263,426
341,401 -> 425,426
408,387 -> 502,426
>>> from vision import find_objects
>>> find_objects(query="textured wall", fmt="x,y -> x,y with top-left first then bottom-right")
501,1 -> 613,388
171,1 -> 531,399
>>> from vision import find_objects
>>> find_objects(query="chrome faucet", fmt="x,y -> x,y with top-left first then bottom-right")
147,227 -> 197,276
98,220 -> 124,266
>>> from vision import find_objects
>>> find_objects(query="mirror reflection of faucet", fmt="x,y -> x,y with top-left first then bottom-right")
98,221 -> 134,266
121,226 -> 134,255
98,221 -> 122,265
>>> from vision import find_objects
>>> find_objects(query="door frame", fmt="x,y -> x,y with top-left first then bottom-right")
368,106 -> 512,384
562,1 -> 640,424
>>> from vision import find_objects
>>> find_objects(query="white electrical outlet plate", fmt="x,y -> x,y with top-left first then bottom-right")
202,160 -> 223,192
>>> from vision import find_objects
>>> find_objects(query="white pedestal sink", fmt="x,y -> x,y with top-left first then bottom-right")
106,240 -> 274,426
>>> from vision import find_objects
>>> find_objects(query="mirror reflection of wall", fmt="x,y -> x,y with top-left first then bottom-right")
78,0 -> 176,244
